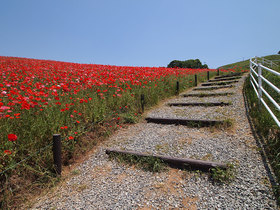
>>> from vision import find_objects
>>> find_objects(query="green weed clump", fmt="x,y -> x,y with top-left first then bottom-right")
108,152 -> 167,173
210,163 -> 236,183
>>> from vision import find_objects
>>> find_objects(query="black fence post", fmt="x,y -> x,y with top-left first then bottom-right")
141,94 -> 145,113
176,81 -> 179,95
217,69 -> 220,76
53,134 -> 62,175
207,71 -> 210,81
195,74 -> 197,86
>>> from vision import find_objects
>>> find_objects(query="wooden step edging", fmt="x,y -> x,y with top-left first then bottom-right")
182,92 -> 234,97
208,77 -> 241,82
193,85 -> 234,91
214,72 -> 243,79
145,117 -> 224,127
168,102 -> 230,107
201,80 -> 238,86
106,148 -> 227,171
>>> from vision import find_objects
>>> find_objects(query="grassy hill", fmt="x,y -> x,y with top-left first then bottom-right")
218,54 -> 280,70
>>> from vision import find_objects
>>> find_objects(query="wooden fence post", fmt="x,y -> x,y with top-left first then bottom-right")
195,74 -> 197,86
141,94 -> 145,113
207,71 -> 210,81
53,134 -> 62,175
176,81 -> 179,95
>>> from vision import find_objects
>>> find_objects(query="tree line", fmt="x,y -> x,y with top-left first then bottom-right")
167,59 -> 208,69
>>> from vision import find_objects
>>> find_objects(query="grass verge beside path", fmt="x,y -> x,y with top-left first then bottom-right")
244,76 -> 280,203
219,53 -> 280,202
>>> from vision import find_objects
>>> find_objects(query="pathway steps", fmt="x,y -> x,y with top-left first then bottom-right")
167,102 -> 230,106
201,80 -> 238,86
193,85 -> 234,90
208,76 -> 241,82
145,117 -> 224,127
182,92 -> 234,97
214,72 -> 243,79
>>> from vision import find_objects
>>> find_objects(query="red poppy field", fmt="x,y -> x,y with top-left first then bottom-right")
0,56 -> 236,206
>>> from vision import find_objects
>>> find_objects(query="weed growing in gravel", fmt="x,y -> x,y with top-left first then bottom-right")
216,118 -> 234,129
71,169 -> 80,175
108,153 -> 167,173
155,143 -> 169,153
210,163 -> 236,183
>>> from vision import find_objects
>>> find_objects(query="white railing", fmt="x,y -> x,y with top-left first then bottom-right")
257,57 -> 279,69
250,57 -> 280,127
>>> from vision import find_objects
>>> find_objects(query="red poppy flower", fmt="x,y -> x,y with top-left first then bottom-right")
8,134 -> 17,141
4,150 -> 12,155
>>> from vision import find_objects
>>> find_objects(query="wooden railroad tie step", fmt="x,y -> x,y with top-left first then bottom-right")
201,80 -> 238,86
145,117 -> 224,127
208,76 -> 241,82
168,102 -> 230,107
215,72 -> 243,79
193,85 -> 234,91
106,148 -> 227,171
182,92 -> 234,97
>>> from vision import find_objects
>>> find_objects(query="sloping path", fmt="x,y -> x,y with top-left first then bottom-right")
32,73 -> 278,209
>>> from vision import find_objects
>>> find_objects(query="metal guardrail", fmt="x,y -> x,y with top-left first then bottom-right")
250,57 -> 280,127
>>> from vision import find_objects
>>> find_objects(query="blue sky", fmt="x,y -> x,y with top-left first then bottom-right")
0,0 -> 279,68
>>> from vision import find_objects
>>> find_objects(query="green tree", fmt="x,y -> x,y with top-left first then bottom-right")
167,59 -> 208,69
167,60 -> 183,68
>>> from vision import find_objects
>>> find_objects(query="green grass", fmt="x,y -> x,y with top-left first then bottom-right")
210,163 -> 236,183
244,76 -> 280,203
218,54 -> 280,71
108,152 -> 167,173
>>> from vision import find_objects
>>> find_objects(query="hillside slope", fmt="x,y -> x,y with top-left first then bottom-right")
218,54 -> 280,70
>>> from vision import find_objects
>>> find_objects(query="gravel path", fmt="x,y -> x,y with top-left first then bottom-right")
31,73 -> 278,209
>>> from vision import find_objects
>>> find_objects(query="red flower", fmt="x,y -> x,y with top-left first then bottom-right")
8,134 -> 17,141
68,136 -> 74,140
4,150 -> 12,155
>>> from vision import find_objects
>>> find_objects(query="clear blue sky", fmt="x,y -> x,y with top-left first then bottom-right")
0,0 -> 279,68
